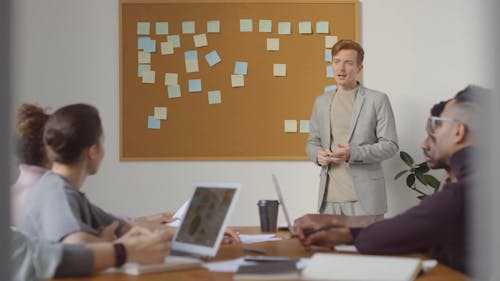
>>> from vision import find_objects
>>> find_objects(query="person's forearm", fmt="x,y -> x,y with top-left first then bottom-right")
88,243 -> 116,273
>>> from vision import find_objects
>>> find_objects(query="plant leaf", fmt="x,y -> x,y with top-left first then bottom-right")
400,151 -> 414,167
424,174 -> 441,190
394,170 -> 408,180
406,174 -> 415,188
415,171 -> 428,186
415,162 -> 430,173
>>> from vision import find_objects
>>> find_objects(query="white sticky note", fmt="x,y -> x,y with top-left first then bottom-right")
278,22 -> 291,35
182,21 -> 195,34
325,35 -> 338,48
137,64 -> 151,77
141,70 -> 155,84
298,21 -> 312,34
208,90 -> 222,104
231,74 -> 244,87
185,59 -> 199,73
316,21 -> 329,34
167,85 -> 181,98
156,22 -> 169,35
154,107 -> 167,120
160,42 -> 174,55
273,64 -> 286,77
259,19 -> 272,33
207,20 -> 220,33
267,38 -> 279,51
137,22 -> 150,35
138,51 -> 151,64
164,73 -> 178,86
240,19 -> 253,32
167,35 -> 181,48
284,120 -> 297,133
300,120 -> 310,133
193,34 -> 208,48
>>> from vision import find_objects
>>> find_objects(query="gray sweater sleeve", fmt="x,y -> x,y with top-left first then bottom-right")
54,244 -> 94,277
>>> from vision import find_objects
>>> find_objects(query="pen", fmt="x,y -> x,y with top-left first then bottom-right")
243,248 -> 266,254
303,224 -> 339,237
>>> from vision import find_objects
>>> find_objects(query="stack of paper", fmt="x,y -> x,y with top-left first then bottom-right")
302,253 -> 422,281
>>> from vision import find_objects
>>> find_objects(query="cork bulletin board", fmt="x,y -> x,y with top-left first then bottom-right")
120,0 -> 359,160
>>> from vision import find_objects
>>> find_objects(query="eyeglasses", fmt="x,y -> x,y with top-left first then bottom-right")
426,116 -> 460,134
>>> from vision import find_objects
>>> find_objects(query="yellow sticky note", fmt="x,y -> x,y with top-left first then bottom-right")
273,64 -> 286,77
160,42 -> 174,55
325,35 -> 338,48
164,73 -> 178,86
231,74 -> 244,87
142,70 -> 155,84
298,21 -> 312,34
138,51 -> 151,64
154,107 -> 167,120
185,59 -> 199,73
284,120 -> 297,133
193,34 -> 208,48
267,38 -> 279,51
300,120 -> 310,133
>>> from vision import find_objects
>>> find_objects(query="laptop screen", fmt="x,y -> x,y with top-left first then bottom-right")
175,187 -> 236,247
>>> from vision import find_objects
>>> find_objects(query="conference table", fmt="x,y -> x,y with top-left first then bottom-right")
54,227 -> 470,281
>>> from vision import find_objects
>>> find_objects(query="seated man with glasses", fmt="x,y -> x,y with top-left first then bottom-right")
294,85 -> 488,274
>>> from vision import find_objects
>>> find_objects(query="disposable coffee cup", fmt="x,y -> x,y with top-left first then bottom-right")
257,200 -> 280,232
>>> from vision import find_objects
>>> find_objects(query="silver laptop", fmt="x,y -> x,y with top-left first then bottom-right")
171,182 -> 241,257
272,174 -> 294,233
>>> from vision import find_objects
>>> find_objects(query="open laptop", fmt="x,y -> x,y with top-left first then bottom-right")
111,182 -> 241,275
272,174 -> 294,233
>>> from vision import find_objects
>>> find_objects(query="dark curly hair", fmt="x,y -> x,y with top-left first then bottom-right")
15,103 -> 50,166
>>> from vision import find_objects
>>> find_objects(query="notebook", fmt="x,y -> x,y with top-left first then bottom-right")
106,182 -> 241,275
234,260 -> 299,280
272,174 -> 294,232
301,253 -> 422,281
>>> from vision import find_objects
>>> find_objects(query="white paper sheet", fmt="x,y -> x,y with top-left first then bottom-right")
239,234 -> 282,244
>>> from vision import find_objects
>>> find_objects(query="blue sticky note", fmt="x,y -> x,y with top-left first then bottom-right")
325,49 -> 332,62
147,116 -> 161,129
205,50 -> 221,67
184,50 -> 198,60
188,79 -> 202,93
324,84 -> 337,92
234,61 -> 248,75
138,37 -> 156,53
326,65 -> 334,78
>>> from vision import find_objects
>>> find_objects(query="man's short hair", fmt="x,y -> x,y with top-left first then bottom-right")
450,85 -> 491,137
331,40 -> 364,65
431,100 -> 448,117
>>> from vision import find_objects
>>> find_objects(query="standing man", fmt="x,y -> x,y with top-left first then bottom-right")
306,40 -> 398,220
295,85 -> 487,273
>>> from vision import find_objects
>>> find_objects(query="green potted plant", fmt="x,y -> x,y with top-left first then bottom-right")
394,151 -> 441,199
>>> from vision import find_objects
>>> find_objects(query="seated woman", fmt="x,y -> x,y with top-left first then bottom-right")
11,103 -> 174,228
19,103 -> 239,244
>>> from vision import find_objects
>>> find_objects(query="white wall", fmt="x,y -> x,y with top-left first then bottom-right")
11,0 -> 488,226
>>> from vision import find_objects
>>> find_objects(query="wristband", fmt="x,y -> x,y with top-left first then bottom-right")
113,243 -> 127,267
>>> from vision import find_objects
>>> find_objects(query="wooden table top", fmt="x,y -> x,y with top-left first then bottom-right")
52,227 -> 470,281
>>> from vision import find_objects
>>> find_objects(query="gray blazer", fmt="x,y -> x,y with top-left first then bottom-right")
306,84 -> 398,214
